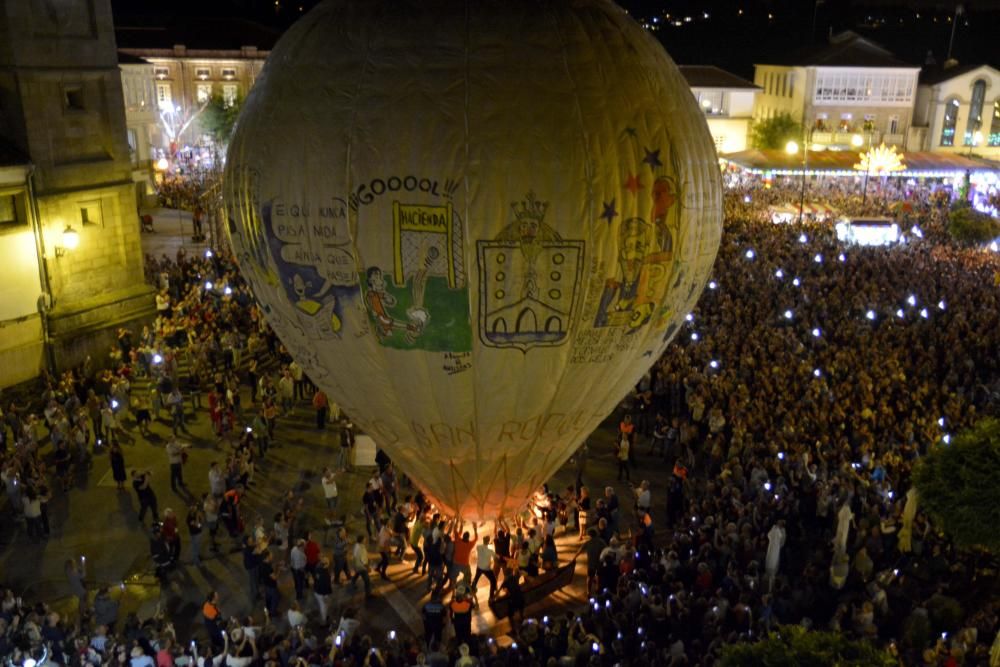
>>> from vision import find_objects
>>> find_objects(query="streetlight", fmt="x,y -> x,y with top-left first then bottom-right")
785,139 -> 807,224
54,224 -> 80,257
967,130 -> 983,157
853,133 -> 873,207
61,225 -> 80,251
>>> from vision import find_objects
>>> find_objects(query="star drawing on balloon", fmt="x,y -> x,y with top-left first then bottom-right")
625,174 -> 643,195
621,127 -> 638,140
642,147 -> 663,168
600,199 -> 618,225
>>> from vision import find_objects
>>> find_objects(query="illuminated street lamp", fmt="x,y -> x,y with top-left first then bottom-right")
785,138 -> 807,224
55,224 -> 80,257
62,225 -> 80,251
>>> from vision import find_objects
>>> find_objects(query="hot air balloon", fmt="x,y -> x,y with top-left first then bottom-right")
224,0 -> 722,520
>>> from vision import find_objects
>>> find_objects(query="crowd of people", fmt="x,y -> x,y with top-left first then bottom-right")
2,175 -> 1000,666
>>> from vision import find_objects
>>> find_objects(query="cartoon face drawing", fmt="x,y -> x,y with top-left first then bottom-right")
292,274 -> 311,298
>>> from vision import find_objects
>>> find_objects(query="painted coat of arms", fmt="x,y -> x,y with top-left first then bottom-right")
477,192 -> 584,351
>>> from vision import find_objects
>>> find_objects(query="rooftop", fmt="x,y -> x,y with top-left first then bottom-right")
759,31 -> 914,69
919,62 -> 999,85
117,51 -> 150,65
115,18 -> 279,52
678,65 -> 759,90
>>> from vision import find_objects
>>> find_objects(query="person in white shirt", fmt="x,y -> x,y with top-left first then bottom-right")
130,646 -> 155,667
286,601 -> 307,629
350,535 -> 372,596
289,540 -> 308,601
321,468 -> 338,510
633,480 -> 651,514
471,535 -> 498,600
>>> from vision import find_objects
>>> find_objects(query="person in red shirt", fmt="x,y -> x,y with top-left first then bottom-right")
304,531 -> 321,574
162,508 -> 181,564
451,520 -> 478,588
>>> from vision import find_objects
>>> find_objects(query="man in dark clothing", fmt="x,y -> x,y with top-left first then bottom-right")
243,537 -> 261,602
422,592 -> 448,649
500,569 -> 525,625
582,529 -> 607,587
259,550 -> 280,615
449,588 -> 474,645
132,469 -> 159,524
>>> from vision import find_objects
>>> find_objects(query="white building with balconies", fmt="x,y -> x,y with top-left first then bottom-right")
678,66 -> 759,154
752,31 -> 920,150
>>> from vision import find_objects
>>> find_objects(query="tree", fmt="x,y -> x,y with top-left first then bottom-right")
913,418 -> 1000,552
199,94 -> 243,148
946,205 -> 1000,246
720,626 -> 895,667
749,113 -> 803,150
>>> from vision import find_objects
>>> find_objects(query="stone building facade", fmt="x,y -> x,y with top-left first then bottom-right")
0,0 -> 154,387
117,44 -> 269,148
914,63 -> 1000,159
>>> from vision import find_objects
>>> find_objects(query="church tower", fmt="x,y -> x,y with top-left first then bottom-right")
0,0 -> 153,381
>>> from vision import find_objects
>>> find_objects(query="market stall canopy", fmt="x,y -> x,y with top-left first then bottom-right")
723,149 -> 996,177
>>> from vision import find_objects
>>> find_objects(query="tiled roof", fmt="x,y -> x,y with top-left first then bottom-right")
678,65 -> 759,90
919,63 -> 997,85
760,31 -> 914,68
117,51 -> 149,65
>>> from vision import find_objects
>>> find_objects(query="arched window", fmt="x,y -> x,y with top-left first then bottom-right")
964,79 -> 987,145
940,98 -> 959,146
989,100 -> 1000,147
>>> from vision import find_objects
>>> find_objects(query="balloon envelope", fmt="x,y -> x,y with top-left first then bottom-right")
225,0 -> 722,519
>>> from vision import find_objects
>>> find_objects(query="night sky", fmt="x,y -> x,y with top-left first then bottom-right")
111,0 -> 999,78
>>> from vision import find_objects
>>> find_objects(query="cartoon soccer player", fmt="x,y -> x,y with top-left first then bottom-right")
365,266 -> 398,338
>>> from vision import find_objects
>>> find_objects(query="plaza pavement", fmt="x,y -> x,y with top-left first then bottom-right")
0,208 -> 658,641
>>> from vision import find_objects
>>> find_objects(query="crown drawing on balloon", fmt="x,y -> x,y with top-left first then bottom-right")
511,191 -> 549,226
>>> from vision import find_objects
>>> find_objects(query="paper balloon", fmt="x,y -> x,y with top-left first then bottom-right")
224,0 -> 722,519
